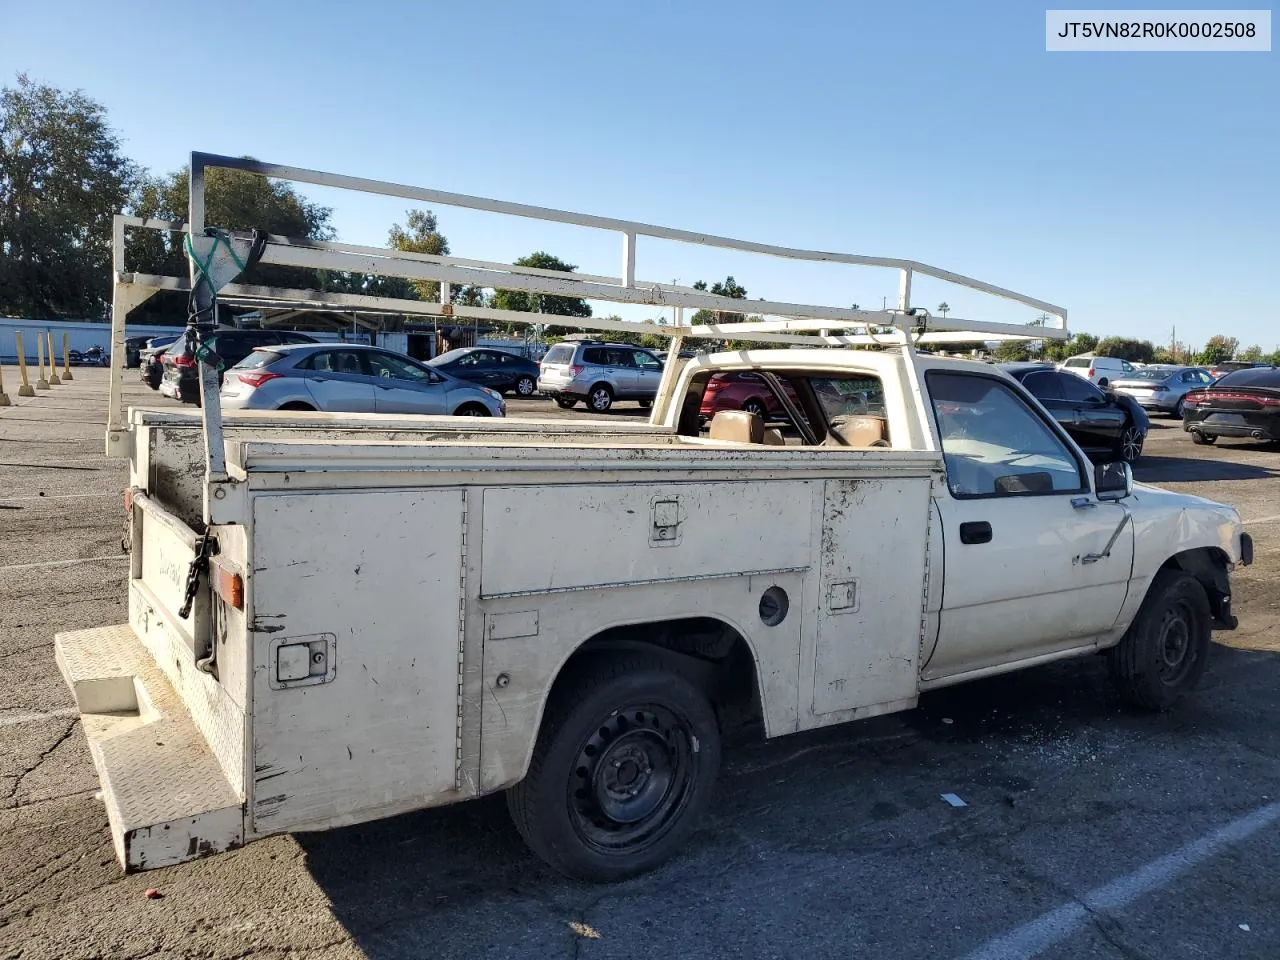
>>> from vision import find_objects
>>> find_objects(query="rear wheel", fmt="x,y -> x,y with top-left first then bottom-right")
1114,423 -> 1144,463
453,403 -> 490,417
1190,431 -> 1217,445
506,654 -> 721,882
1108,569 -> 1210,710
515,376 -> 536,397
1174,396 -> 1186,419
588,384 -> 615,413
638,399 -> 653,409
742,398 -> 767,418
555,396 -> 577,409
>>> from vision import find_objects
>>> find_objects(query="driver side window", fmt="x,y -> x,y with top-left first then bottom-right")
927,372 -> 1086,498
366,351 -> 433,383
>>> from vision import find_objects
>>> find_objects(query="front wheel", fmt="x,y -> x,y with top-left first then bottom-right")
515,376 -> 536,397
554,396 -> 577,409
1190,431 -> 1217,445
506,655 -> 721,882
1115,423 -> 1144,463
1107,569 -> 1211,710
453,403 -> 491,417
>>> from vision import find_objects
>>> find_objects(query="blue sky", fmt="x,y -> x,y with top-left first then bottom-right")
2,0 -> 1275,350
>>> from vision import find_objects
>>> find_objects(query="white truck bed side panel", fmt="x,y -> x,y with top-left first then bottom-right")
478,480 -> 815,597
810,477 -> 932,716
249,489 -> 467,834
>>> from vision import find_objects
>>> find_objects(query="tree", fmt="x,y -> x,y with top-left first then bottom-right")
1042,332 -> 1098,363
936,301 -> 950,319
1238,344 -> 1264,362
128,160 -> 336,322
1196,335 -> 1239,366
1094,337 -> 1156,363
492,252 -> 592,337
992,339 -> 1032,362
690,276 -> 748,327
387,209 -> 449,302
0,74 -> 141,318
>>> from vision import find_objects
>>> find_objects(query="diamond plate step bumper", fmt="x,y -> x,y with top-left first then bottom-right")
54,624 -> 244,872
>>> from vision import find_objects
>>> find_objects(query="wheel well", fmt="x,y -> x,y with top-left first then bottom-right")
589,381 -> 613,396
553,617 -> 764,743
278,401 -> 315,411
453,402 -> 489,415
1160,548 -> 1234,626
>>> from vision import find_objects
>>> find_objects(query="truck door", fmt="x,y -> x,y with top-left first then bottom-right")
923,371 -> 1133,681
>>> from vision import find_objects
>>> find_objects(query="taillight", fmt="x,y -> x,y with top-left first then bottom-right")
210,557 -> 244,610
172,354 -> 195,368
570,364 -> 585,377
1087,367 -> 1095,378
236,371 -> 280,388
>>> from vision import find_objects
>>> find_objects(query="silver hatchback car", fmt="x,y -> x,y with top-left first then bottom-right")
221,343 -> 506,416
1109,365 -> 1216,418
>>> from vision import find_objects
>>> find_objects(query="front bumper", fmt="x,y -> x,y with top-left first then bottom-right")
54,624 -> 243,872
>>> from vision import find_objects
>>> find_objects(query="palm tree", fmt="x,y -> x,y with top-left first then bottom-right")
937,302 -> 950,319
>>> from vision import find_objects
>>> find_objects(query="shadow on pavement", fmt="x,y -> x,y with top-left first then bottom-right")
1134,454 -> 1280,483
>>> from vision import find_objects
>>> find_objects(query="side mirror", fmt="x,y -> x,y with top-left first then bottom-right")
1095,461 -> 1132,501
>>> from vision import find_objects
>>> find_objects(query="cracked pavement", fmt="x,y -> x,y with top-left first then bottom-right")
1,367 -> 1278,959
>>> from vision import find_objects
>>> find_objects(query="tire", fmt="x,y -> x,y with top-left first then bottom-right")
1107,569 -> 1211,710
742,398 -> 767,418
1190,431 -> 1217,445
506,654 -> 721,882
278,401 -> 315,412
453,403 -> 491,417
638,399 -> 653,409
555,396 -> 577,409
588,384 -> 614,413
1114,423 -> 1144,463
515,376 -> 537,398
1174,396 -> 1186,419
145,371 -> 161,390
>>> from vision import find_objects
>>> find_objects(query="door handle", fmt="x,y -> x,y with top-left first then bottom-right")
959,521 -> 992,545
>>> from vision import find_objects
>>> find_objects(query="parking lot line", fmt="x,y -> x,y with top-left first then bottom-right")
0,556 -> 127,573
0,707 -> 79,729
959,800 -> 1280,960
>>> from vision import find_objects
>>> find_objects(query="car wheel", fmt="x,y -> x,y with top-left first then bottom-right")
638,399 -> 653,409
453,403 -> 491,417
1190,431 -> 1217,445
1174,396 -> 1186,419
505,653 -> 721,882
1115,423 -> 1144,463
742,398 -> 767,418
555,396 -> 577,409
588,384 -> 614,412
515,376 -> 536,397
278,402 -> 315,411
1107,569 -> 1210,710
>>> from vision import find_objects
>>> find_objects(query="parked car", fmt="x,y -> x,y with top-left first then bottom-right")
159,329 -> 318,404
1058,354 -> 1138,387
699,370 -> 800,422
1109,365 -> 1216,418
1002,363 -> 1149,463
1182,366 -> 1280,445
220,343 -> 506,417
124,336 -> 153,369
426,347 -> 541,397
138,335 -> 181,389
1206,360 -> 1272,380
537,340 -> 665,412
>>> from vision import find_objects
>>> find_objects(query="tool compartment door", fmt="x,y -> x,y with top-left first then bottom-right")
250,489 -> 465,834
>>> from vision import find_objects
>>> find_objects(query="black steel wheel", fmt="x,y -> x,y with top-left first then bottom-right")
1108,569 -> 1211,710
507,654 -> 721,882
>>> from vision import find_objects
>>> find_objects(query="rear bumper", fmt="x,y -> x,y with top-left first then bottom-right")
1184,419 -> 1280,440
54,624 -> 244,872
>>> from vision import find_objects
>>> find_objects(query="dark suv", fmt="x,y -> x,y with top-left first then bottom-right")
159,329 -> 318,404
536,340 -> 664,412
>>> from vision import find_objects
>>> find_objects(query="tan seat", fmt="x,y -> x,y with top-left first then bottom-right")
823,414 -> 890,448
709,410 -> 764,443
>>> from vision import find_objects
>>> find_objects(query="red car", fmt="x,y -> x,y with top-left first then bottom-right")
699,371 -> 799,421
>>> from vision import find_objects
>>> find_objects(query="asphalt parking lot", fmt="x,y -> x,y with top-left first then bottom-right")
2,367 -> 1278,960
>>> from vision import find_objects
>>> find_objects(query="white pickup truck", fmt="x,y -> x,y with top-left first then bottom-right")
57,155 -> 1253,882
